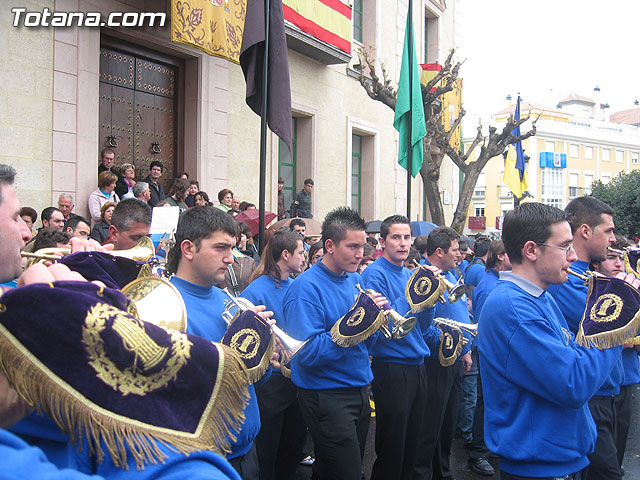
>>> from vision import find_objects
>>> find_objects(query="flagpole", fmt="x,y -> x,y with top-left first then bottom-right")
258,0 -> 271,255
406,0 -> 413,220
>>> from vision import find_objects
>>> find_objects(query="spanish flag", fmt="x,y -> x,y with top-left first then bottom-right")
503,96 -> 527,199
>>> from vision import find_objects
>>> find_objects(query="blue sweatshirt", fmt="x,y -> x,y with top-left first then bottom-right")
242,275 -> 293,375
622,348 -> 640,386
547,259 -> 623,396
361,256 -> 433,364
1,429 -> 104,480
465,262 -> 487,288
478,273 -> 622,478
471,269 -> 499,321
282,260 -> 376,389
170,276 -> 263,460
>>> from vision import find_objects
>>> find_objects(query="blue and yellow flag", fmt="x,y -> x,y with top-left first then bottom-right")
504,96 -> 527,198
171,0 -> 246,64
394,11 -> 426,178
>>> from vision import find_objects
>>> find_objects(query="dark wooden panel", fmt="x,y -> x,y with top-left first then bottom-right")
154,94 -> 176,185
136,58 -> 175,98
99,84 -> 134,166
100,47 -> 134,89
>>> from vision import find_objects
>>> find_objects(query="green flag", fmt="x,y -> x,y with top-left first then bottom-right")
394,11 -> 426,178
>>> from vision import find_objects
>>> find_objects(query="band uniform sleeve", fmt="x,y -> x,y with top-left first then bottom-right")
283,297 -> 349,369
503,312 -> 622,407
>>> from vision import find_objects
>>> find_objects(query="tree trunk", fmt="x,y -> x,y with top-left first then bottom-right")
450,161 -> 484,233
420,149 -> 445,225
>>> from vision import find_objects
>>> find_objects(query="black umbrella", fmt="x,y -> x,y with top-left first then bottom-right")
365,220 -> 382,233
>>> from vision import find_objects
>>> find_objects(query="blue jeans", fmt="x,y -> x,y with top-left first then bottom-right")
456,373 -> 477,442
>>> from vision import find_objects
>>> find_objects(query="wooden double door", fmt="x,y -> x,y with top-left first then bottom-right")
99,43 -> 178,190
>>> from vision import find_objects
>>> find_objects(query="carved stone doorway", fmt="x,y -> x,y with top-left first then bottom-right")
99,40 -> 180,191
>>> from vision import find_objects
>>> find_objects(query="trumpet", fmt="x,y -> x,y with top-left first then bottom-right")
21,236 -> 156,266
412,260 -> 468,304
354,284 -> 417,340
432,317 -> 478,344
221,289 -> 308,364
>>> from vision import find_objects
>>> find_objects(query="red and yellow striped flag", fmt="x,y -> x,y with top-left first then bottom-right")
283,0 -> 352,54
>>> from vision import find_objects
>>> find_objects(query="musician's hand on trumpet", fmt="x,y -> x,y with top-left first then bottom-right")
69,237 -> 113,254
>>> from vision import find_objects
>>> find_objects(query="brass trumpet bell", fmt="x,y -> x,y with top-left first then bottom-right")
222,289 -> 309,363
121,276 -> 187,332
440,277 -> 468,304
387,309 -> 417,339
432,317 -> 478,344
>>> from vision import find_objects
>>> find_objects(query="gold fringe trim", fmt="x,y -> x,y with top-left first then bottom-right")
243,333 -> 275,384
438,328 -> 463,367
281,364 -> 292,379
405,269 -> 446,314
624,251 -> 640,277
330,311 -> 386,347
0,328 -> 250,470
575,277 -> 640,350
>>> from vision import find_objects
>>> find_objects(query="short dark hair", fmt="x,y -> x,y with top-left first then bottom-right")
406,247 -> 421,267
503,202 -> 569,265
41,206 -> 61,223
426,227 -> 460,256
321,207 -> 366,250
474,236 -> 492,257
0,164 -> 16,206
33,228 -> 71,251
195,191 -> 210,204
189,180 -> 199,187
166,206 -> 238,274
380,214 -> 410,239
111,198 -> 152,232
100,148 -> 115,160
366,236 -> 378,248
65,215 -> 90,232
413,235 -> 429,255
565,197 -> 615,234
150,160 -> 164,171
278,177 -> 284,184
19,206 -> 37,223
485,240 -> 506,271
290,218 -> 306,230
304,178 -> 314,186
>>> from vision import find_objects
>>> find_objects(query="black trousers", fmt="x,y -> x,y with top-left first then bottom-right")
586,395 -> 622,480
370,362 -> 428,480
500,469 -> 587,480
255,374 -> 307,480
229,442 -> 259,480
614,384 -> 632,467
298,386 -> 370,480
469,359 -> 491,460
413,356 -> 463,480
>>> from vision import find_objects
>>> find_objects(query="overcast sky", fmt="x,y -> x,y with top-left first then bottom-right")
456,0 -> 639,125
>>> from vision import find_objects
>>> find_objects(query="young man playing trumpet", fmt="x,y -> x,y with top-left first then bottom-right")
360,215 -> 439,480
282,207 -> 387,480
167,206 -> 275,479
242,231 -> 308,480
479,202 -> 638,480
547,197 -> 621,480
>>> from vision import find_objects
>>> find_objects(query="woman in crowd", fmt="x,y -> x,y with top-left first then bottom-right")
164,178 -> 189,212
217,188 -> 233,212
307,242 -> 323,269
88,171 -> 119,227
194,191 -> 212,207
116,163 -> 136,199
19,206 -> 37,237
89,201 -> 116,244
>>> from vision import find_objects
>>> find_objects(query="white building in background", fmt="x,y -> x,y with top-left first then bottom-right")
1,0 -> 460,224
463,88 -> 640,236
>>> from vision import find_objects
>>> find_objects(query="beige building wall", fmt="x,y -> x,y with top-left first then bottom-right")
0,0 -> 54,211
1,0 -> 458,226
